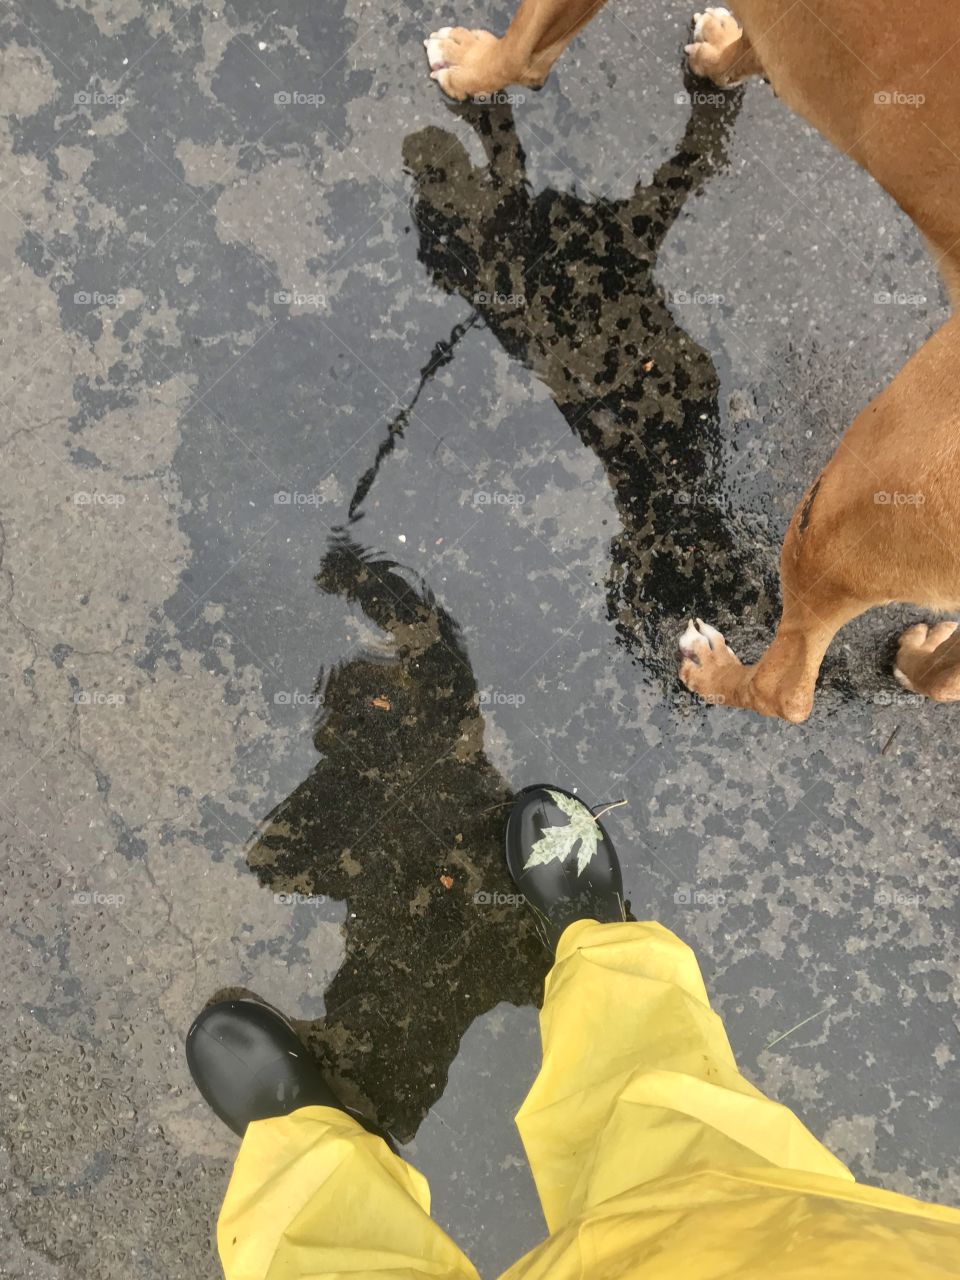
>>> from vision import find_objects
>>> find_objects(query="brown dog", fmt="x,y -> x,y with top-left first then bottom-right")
424,2 -> 960,722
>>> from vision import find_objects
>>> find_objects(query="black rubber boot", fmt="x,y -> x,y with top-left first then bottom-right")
186,998 -> 345,1136
505,783 -> 626,954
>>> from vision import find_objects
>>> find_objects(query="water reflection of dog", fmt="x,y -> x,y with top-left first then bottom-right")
400,95 -> 774,678
248,535 -> 548,1141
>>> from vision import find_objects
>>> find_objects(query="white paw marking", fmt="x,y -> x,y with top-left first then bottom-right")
424,28 -> 452,71
893,666 -> 919,692
695,616 -> 725,646
692,6 -> 733,43
679,619 -> 701,656
678,617 -> 736,661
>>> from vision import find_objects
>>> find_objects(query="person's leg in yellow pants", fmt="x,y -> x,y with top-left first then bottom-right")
506,918 -> 960,1279
217,1103 -> 479,1280
217,919 -> 960,1279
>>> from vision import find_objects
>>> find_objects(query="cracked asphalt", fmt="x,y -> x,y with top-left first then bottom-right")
0,2 -> 957,1277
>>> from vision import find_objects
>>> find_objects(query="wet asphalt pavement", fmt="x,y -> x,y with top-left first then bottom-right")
0,1 -> 958,1277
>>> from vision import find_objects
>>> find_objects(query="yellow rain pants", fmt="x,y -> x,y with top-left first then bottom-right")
218,920 -> 960,1279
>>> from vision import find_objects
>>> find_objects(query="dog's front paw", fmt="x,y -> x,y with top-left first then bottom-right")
678,617 -> 741,705
424,25 -> 510,100
685,7 -> 744,83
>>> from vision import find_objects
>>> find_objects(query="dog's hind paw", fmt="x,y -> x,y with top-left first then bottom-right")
678,617 -> 741,706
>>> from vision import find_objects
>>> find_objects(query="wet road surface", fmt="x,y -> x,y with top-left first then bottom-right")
0,2 -> 957,1276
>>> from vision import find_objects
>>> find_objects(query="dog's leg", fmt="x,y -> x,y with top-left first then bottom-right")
679,313 -> 960,722
896,623 -> 960,702
678,521 -> 867,724
425,0 -> 607,100
685,8 -> 763,86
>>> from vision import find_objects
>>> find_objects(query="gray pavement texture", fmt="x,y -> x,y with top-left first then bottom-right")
0,1 -> 957,1277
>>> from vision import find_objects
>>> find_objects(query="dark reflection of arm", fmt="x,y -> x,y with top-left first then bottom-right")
622,81 -> 743,246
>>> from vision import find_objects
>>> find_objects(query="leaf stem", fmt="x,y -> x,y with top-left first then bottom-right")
590,799 -> 628,823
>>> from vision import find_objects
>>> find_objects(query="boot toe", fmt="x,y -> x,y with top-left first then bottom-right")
505,784 -> 625,951
186,999 -> 338,1135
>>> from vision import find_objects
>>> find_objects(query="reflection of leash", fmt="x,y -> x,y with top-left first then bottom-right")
347,312 -> 479,521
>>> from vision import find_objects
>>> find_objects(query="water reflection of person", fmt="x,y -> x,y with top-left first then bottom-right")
248,534 -> 548,1141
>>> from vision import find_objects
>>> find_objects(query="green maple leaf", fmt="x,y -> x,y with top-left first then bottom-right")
523,789 -> 600,877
